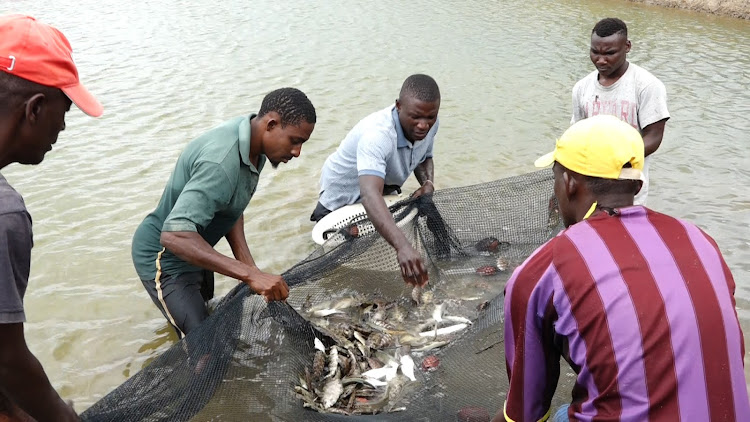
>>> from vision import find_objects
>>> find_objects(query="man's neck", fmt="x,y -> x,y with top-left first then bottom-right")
0,144 -> 14,170
598,61 -> 629,87
0,121 -> 16,169
0,151 -> 11,170
576,194 -> 634,223
248,115 -> 261,167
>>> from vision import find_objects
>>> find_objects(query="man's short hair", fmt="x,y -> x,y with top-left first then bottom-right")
584,176 -> 641,196
399,74 -> 440,103
258,87 -> 316,127
592,18 -> 628,39
0,71 -> 59,113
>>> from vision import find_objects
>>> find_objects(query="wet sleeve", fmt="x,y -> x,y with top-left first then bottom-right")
162,161 -> 233,233
356,132 -> 391,179
638,79 -> 670,129
503,246 -> 558,422
0,212 -> 32,324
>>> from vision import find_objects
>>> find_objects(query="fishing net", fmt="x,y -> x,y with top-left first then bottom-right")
81,169 -> 573,422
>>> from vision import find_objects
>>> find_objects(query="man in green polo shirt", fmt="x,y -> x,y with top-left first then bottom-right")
132,87 -> 316,338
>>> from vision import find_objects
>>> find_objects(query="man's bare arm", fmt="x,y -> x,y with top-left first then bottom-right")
160,231 -> 288,301
414,157 -> 434,185
641,118 -> 667,157
225,215 -> 257,268
411,158 -> 435,198
0,323 -> 78,422
360,175 -> 427,286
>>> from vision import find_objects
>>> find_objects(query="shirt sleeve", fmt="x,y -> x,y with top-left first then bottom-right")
0,211 -> 32,324
571,81 -> 585,125
162,161 -> 233,233
503,243 -> 560,422
356,131 -> 392,179
638,78 -> 670,129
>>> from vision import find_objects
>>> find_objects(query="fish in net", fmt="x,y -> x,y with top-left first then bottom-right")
81,169 -> 574,422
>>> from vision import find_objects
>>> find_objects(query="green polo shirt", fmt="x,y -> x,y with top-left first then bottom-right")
131,115 -> 265,280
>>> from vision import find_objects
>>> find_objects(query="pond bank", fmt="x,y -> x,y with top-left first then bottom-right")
626,0 -> 750,19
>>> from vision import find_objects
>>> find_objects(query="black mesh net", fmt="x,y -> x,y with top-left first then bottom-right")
82,169 -> 574,422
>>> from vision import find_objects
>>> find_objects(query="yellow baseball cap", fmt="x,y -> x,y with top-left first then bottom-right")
535,115 -> 644,181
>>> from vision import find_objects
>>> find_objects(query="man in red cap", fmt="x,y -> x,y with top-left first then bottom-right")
0,14 -> 102,421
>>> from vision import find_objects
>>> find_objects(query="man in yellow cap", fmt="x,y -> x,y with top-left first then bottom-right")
495,115 -> 749,421
0,14 -> 102,421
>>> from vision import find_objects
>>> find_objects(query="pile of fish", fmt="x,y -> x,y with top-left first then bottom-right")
295,294 -> 473,415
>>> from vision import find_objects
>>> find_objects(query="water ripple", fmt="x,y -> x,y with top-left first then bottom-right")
2,0 -> 749,410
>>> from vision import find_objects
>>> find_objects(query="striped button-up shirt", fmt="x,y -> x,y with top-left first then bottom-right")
503,206 -> 749,421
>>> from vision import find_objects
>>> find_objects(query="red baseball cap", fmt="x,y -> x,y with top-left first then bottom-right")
0,14 -> 102,117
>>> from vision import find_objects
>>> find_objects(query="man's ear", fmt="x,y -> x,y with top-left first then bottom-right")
264,111 -> 283,132
625,40 -> 632,54
563,170 -> 578,198
266,117 -> 278,132
24,93 -> 46,124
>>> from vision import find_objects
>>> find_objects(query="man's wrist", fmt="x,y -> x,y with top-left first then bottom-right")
241,264 -> 261,281
422,180 -> 434,188
393,237 -> 415,252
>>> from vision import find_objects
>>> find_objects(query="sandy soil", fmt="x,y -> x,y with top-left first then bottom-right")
625,0 -> 750,19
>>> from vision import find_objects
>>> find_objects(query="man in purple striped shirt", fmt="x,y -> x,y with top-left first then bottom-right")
495,115 -> 749,422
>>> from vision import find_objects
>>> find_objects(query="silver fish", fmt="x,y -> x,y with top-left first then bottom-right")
311,308 -> 345,318
396,333 -> 428,348
321,371 -> 344,409
418,322 -> 468,337
307,296 -> 361,317
443,315 -> 473,325
362,361 -> 399,382
399,354 -> 416,382
345,347 -> 361,377
314,337 -> 325,352
326,346 -> 339,379
342,376 -> 381,388
412,340 -> 449,352
384,373 -> 411,412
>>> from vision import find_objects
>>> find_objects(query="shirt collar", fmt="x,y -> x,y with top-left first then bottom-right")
392,106 -> 411,149
239,113 -> 265,174
585,203 -> 646,221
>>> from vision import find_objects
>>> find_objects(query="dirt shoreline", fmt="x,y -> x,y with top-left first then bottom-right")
625,0 -> 750,19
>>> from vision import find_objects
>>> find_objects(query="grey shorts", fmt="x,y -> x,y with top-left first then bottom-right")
310,201 -> 332,222
141,269 -> 214,338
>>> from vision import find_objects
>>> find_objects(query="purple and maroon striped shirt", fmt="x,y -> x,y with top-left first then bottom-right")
503,206 -> 749,421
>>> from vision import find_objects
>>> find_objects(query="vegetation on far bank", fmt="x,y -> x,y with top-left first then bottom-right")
627,0 -> 750,20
